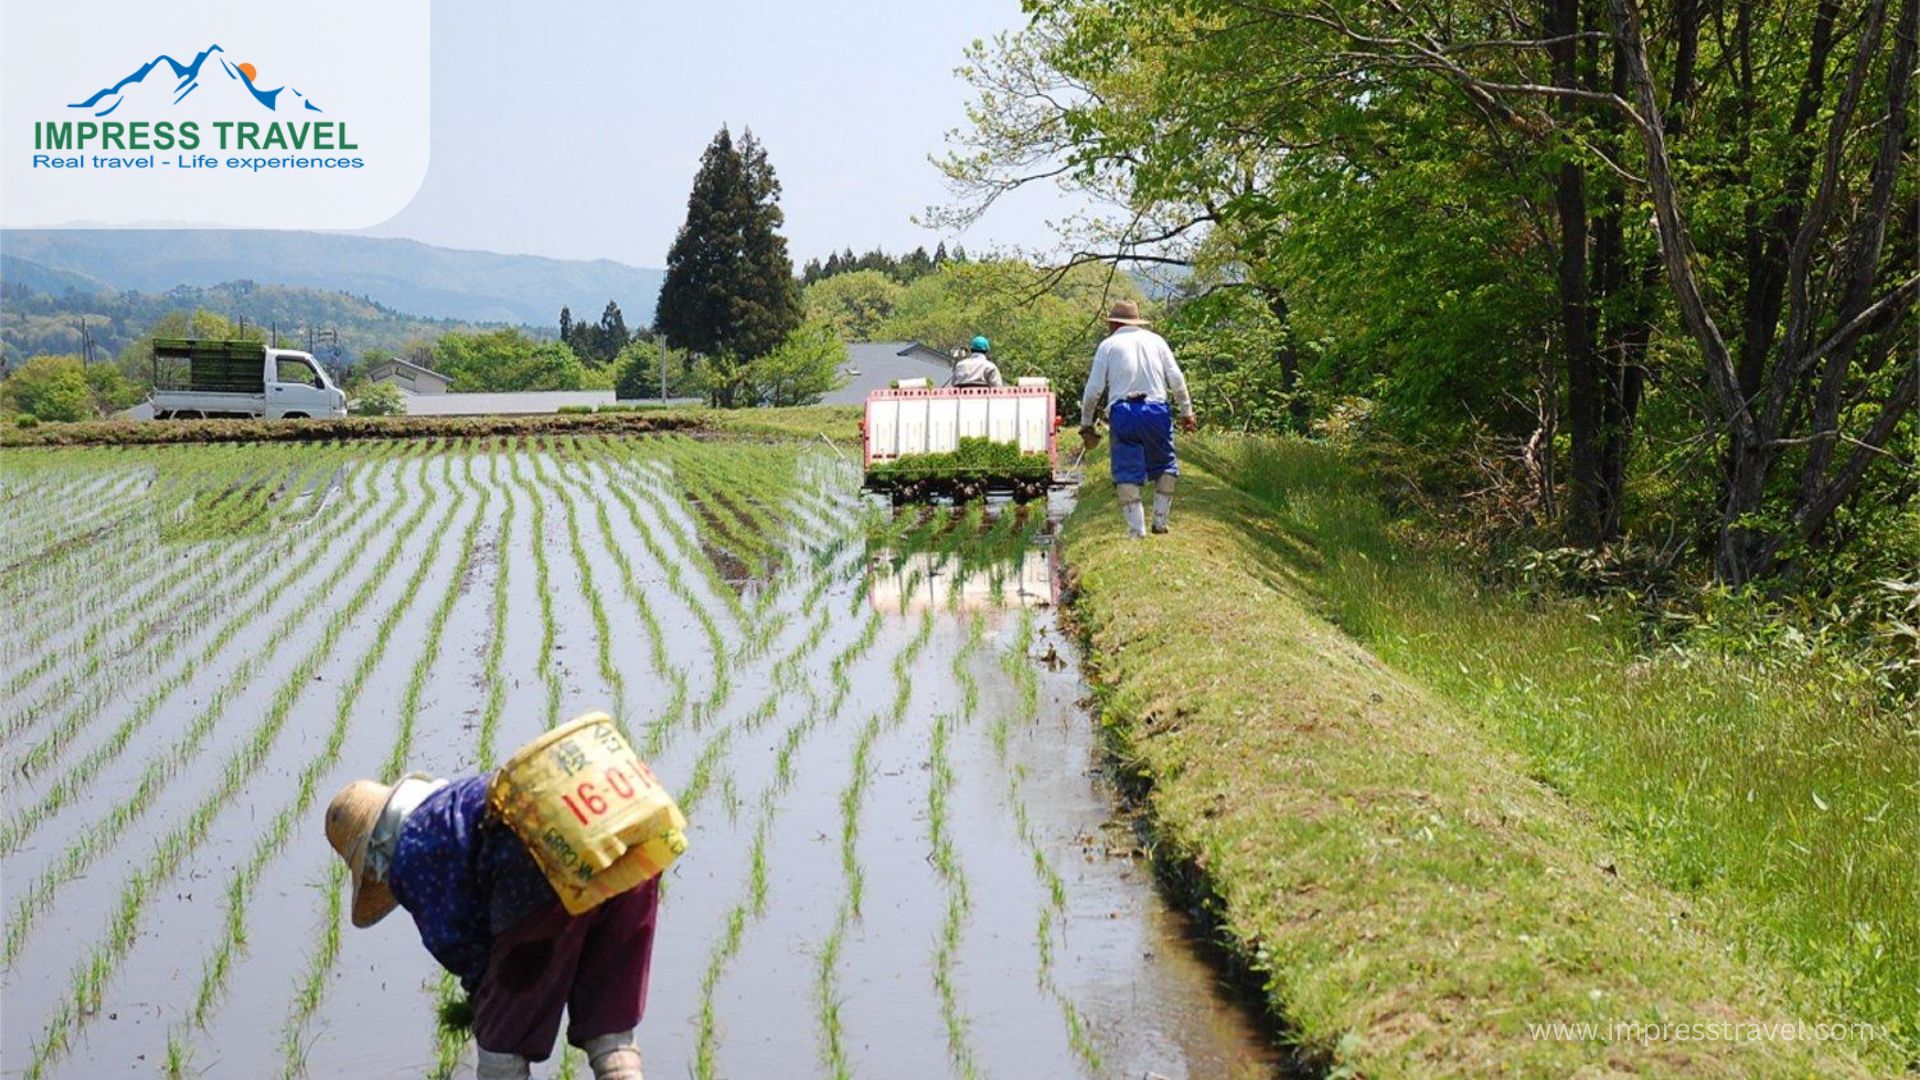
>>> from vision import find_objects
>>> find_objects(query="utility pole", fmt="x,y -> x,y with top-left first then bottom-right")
659,339 -> 668,405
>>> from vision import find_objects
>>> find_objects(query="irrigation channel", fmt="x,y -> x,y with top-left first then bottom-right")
0,436 -> 1281,1080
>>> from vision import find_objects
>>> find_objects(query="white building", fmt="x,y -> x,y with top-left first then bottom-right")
365,357 -> 454,395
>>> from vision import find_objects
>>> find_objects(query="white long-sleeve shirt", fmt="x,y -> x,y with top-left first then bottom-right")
1080,326 -> 1193,421
950,352 -> 1003,387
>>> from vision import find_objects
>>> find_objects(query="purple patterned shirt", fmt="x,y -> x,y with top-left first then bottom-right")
387,774 -> 558,991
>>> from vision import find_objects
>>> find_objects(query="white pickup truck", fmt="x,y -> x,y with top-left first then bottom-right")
150,338 -> 347,420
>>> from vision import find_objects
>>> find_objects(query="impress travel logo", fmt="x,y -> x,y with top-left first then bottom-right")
1,2 -> 429,229
35,43 -> 363,171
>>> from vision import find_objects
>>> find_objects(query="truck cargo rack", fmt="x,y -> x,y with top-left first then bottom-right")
151,338 -> 268,394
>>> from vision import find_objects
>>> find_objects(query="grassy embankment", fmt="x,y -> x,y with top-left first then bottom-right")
1065,433 -> 1913,1077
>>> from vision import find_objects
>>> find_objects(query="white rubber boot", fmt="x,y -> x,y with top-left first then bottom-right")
1116,484 -> 1147,538
583,1031 -> 644,1080
476,1048 -> 531,1080
1151,474 -> 1176,534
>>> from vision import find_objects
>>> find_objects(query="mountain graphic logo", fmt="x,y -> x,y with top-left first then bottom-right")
70,44 -> 322,118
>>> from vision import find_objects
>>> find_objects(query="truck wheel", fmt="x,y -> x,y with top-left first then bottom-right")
281,412 -> 308,420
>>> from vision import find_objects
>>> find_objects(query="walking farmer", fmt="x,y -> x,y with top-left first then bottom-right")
1079,300 -> 1196,537
326,768 -> 660,1080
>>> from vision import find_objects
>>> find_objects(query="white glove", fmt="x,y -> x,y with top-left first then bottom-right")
583,1030 -> 643,1080
476,1048 -> 531,1080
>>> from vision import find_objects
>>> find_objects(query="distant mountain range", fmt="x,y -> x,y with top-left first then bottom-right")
0,230 -> 664,327
1,273 -> 518,369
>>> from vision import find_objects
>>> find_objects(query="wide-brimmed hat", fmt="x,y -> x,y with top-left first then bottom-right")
1106,300 -> 1150,326
326,779 -> 400,927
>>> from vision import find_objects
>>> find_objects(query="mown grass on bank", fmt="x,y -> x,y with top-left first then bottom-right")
1064,434 -> 1907,1077
1188,435 -> 1918,1056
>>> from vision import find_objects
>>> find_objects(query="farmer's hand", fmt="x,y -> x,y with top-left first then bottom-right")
1180,414 -> 1199,433
1079,425 -> 1101,450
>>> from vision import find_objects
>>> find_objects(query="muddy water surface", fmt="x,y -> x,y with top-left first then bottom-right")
0,442 -> 1282,1080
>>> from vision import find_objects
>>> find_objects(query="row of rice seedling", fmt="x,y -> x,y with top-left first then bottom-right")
687,542 -> 882,1071
652,438 -> 785,583
275,451 -> 493,1079
993,609 -> 1100,1073
0,446 -> 254,679
0,444 -> 252,606
654,443 -> 774,571
926,611 -> 989,1078
0,463 -> 149,587
673,532 -> 860,828
685,439 -> 832,566
927,706 -> 979,1079
0,454 -> 162,575
0,449 -> 439,972
814,609 -> 938,1075
589,443 -> 741,725
622,444 -> 771,625
0,450 -> 327,686
167,449 -> 481,1069
0,441 -> 403,837
430,452 -> 520,1078
504,449 -> 565,728
530,447 -> 630,729
0,443 -> 411,860
18,448 -> 459,1079
549,441 -> 689,755
0,450 -> 254,739
1,444 -> 366,774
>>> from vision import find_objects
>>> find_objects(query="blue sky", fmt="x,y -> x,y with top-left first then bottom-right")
362,1 -> 1078,269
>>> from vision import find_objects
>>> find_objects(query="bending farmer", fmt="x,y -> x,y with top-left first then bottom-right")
326,772 -> 658,1080
950,335 -> 1004,387
1079,300 -> 1196,537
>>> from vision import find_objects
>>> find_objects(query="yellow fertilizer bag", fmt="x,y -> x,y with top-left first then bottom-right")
490,712 -> 689,915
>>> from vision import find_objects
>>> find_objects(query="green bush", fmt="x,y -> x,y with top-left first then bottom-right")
348,381 -> 407,417
2,355 -> 95,422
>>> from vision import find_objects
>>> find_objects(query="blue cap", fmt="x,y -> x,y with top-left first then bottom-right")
971,336 -> 990,352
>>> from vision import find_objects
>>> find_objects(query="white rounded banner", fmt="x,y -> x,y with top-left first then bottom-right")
0,0 -> 430,229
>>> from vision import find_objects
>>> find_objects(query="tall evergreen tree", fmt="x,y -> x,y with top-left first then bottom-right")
558,305 -> 573,344
655,126 -> 802,405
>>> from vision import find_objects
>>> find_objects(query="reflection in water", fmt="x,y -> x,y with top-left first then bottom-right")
864,505 -> 1063,613
866,545 -> 1059,613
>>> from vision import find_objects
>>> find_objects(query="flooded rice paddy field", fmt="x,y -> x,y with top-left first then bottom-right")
0,436 -> 1279,1079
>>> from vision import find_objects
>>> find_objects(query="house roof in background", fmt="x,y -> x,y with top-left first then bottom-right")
368,357 -> 451,382
823,341 -> 954,405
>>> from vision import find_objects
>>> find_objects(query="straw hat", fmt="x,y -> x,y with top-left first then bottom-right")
1106,300 -> 1150,326
326,779 -> 400,927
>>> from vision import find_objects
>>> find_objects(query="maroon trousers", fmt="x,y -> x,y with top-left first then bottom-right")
471,878 -> 660,1061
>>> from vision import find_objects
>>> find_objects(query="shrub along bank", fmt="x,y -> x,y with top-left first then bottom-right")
1063,434 -> 1904,1077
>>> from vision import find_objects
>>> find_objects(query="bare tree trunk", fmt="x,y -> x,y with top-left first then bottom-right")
1610,0 -> 1917,583
1264,291 -> 1310,432
1549,0 -> 1606,545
